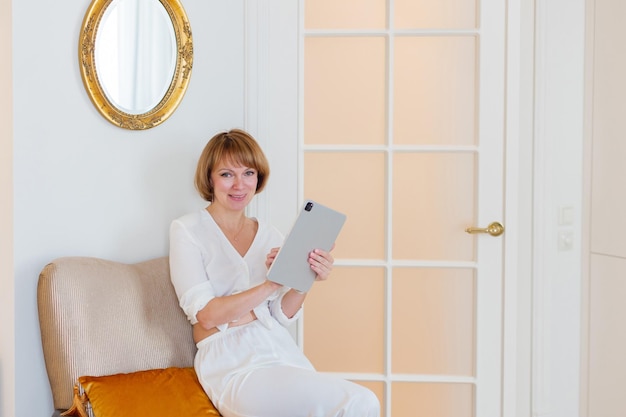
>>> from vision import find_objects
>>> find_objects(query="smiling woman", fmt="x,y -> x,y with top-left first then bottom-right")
79,0 -> 193,130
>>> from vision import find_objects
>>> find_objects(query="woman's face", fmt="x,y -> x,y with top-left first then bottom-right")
210,157 -> 258,211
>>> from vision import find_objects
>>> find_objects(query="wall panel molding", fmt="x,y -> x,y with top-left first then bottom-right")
532,1 -> 585,416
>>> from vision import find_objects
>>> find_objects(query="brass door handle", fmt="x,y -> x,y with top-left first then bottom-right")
465,222 -> 505,237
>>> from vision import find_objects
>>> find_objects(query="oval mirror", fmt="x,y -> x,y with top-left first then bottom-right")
79,0 -> 193,130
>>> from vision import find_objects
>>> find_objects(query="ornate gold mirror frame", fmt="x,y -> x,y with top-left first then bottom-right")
79,0 -> 193,130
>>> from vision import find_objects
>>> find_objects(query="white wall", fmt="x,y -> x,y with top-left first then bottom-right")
1,1 -> 15,417
7,1 -> 251,416
583,1 -> 626,416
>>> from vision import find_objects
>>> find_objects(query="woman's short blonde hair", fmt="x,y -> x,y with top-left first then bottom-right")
194,129 -> 270,202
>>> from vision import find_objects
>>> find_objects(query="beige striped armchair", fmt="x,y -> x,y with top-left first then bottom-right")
37,256 -> 220,417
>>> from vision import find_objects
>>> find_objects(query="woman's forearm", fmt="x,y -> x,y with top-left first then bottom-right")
280,289 -> 307,318
196,280 -> 281,329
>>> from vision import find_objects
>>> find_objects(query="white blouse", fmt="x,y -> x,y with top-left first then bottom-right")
169,209 -> 301,332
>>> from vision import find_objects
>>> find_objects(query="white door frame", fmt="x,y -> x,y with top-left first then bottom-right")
502,0 -> 530,414
244,0 -> 300,233
503,1 -> 585,417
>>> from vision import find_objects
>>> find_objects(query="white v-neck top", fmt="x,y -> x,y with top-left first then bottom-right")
169,209 -> 300,332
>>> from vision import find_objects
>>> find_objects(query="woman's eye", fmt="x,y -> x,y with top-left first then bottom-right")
220,172 -> 232,178
245,170 -> 257,176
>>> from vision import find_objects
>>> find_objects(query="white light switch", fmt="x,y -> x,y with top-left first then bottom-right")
559,206 -> 574,225
558,231 -> 574,251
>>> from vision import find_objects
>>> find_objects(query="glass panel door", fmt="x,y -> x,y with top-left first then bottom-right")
300,1 -> 505,416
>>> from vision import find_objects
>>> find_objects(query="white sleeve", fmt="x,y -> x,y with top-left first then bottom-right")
268,287 -> 303,327
178,282 -> 216,325
169,220 -> 216,325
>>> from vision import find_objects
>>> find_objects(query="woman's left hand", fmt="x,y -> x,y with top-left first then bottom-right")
265,247 -> 280,270
309,248 -> 334,281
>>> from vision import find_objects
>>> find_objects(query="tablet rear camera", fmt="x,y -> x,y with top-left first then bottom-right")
305,202 -> 314,212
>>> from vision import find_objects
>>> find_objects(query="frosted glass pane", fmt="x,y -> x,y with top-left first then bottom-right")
305,0 -> 386,30
304,152 -> 386,259
392,382 -> 474,417
305,37 -> 386,145
391,268 -> 475,375
304,267 -> 385,373
394,0 -> 477,29
392,153 -> 475,261
393,36 -> 476,145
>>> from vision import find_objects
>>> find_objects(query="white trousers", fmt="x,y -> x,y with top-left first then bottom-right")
195,320 -> 380,417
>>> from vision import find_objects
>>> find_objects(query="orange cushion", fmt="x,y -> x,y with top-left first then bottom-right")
77,367 -> 220,417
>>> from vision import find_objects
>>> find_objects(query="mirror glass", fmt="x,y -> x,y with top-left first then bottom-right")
79,0 -> 193,130
95,0 -> 177,114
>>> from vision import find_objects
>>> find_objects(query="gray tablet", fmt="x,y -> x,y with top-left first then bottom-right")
267,200 -> 346,293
